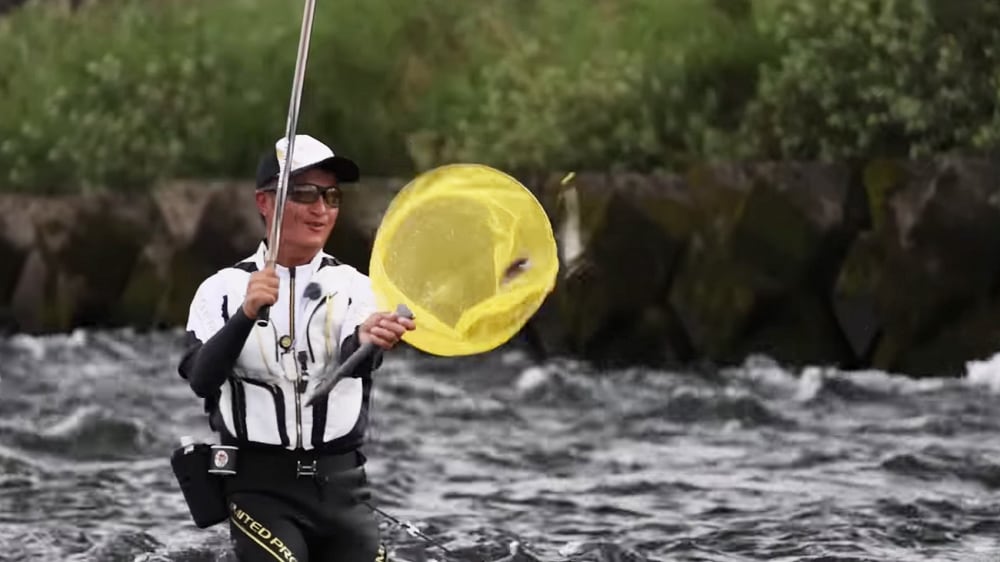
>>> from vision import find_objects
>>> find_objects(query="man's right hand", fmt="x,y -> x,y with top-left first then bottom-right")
242,266 -> 279,319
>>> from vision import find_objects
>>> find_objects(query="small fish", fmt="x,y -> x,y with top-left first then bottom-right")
501,258 -> 531,285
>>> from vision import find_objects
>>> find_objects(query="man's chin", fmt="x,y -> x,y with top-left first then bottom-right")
308,231 -> 332,248
284,233 -> 329,254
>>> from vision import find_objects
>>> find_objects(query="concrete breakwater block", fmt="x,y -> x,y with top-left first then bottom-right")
835,158 -> 1000,376
668,161 -> 866,366
6,193 -> 155,333
0,194 -> 37,332
532,171 -> 693,367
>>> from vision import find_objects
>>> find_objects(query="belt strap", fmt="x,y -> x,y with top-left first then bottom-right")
235,447 -> 364,481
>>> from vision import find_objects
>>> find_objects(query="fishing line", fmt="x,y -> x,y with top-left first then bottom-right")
363,500 -> 462,560
363,492 -> 554,562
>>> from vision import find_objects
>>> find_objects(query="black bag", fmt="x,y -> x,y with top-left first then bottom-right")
170,442 -> 228,528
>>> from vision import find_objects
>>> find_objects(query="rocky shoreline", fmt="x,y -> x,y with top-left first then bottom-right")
3,156 -> 999,376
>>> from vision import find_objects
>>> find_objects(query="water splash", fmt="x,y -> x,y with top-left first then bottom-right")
0,331 -> 998,561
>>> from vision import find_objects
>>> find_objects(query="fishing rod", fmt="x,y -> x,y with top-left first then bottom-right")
257,0 -> 318,327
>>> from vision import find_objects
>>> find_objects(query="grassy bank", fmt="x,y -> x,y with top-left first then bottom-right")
1,0 -> 999,193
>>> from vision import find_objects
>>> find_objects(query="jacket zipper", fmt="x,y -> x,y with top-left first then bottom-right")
289,267 -> 303,449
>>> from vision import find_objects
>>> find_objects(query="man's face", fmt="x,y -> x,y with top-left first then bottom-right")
256,167 -> 340,257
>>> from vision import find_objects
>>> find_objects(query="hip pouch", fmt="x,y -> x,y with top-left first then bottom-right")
170,442 -> 229,528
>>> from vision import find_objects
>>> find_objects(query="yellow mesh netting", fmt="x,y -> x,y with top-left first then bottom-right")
369,164 -> 559,356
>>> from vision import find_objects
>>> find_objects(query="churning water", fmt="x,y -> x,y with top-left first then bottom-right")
1,329 -> 999,562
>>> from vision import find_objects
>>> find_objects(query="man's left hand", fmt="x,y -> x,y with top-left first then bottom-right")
359,312 -> 416,350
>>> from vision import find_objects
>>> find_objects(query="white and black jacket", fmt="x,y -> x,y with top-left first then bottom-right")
178,241 -> 381,453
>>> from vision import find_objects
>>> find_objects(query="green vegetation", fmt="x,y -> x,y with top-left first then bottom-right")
1,0 -> 999,192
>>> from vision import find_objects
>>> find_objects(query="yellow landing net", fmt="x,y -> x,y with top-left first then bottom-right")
369,164 -> 559,356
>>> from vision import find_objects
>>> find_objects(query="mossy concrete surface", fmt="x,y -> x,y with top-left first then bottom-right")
3,157 -> 1000,376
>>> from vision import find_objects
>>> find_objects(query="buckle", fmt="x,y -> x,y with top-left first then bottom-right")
296,459 -> 318,478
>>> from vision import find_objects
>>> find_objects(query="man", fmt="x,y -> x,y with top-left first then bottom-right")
178,134 -> 415,561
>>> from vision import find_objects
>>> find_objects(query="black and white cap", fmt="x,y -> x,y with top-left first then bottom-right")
255,134 -> 360,188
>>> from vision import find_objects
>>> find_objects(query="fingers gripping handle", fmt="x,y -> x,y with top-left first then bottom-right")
304,304 -> 413,407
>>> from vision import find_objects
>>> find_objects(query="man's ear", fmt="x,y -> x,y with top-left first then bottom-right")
255,191 -> 272,226
255,191 -> 269,212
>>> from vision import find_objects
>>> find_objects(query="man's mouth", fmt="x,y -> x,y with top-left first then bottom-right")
305,221 -> 326,229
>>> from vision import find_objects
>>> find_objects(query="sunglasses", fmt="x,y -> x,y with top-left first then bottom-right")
261,183 -> 341,208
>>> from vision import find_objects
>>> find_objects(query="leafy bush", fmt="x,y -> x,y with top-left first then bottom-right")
0,1 -> 274,191
0,0 -> 481,192
740,0 -> 1000,160
409,0 -> 776,173
3,0 -> 1000,192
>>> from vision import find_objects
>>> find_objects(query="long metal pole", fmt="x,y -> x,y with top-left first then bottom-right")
257,0 -> 318,326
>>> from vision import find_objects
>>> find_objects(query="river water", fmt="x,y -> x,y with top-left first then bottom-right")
0,328 -> 998,562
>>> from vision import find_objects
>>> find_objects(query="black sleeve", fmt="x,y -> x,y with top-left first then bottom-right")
338,325 -> 383,378
178,308 -> 256,397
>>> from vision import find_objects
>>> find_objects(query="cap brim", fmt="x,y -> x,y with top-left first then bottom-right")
310,156 -> 360,183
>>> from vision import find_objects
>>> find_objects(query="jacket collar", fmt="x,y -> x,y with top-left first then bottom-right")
251,240 -> 328,275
